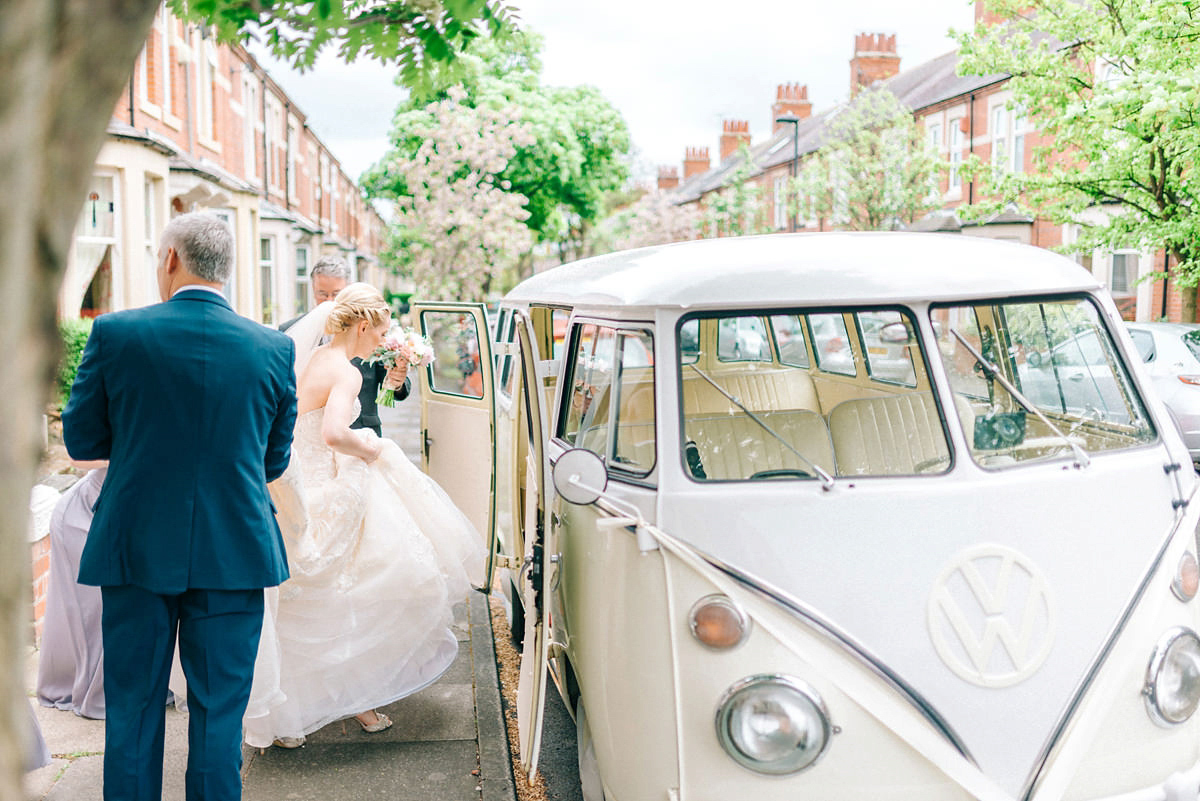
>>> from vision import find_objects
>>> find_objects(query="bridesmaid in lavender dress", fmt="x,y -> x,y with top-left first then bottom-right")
36,466 -> 107,719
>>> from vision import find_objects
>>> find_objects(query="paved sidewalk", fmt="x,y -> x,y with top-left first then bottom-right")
25,387 -> 517,801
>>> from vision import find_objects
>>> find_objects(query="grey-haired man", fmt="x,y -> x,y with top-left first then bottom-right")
279,255 -> 409,435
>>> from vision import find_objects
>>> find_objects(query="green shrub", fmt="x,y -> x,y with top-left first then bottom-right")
57,318 -> 93,407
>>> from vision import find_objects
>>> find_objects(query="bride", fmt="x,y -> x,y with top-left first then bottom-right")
242,282 -> 485,749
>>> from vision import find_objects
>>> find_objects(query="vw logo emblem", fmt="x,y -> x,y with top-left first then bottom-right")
927,544 -> 1055,688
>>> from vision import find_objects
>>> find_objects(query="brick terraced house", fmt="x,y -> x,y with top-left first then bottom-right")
63,2 -> 396,327
666,2 -> 1179,323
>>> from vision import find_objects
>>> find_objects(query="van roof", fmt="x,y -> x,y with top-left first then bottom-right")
505,232 -> 1100,310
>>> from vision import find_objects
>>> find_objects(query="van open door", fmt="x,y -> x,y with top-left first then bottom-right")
412,302 -> 497,590
512,308 -> 552,780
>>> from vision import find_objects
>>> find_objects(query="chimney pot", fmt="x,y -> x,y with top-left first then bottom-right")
719,119 -> 752,161
850,31 -> 901,97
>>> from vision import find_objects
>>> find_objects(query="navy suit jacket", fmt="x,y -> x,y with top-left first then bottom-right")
63,289 -> 297,594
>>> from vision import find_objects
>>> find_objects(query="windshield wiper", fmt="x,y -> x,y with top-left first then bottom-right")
952,329 -> 1090,469
686,363 -> 836,489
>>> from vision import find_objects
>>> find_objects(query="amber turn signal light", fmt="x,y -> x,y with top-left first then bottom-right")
689,595 -> 750,650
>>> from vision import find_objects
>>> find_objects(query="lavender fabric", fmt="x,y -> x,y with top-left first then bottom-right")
24,699 -> 50,771
36,468 -> 106,719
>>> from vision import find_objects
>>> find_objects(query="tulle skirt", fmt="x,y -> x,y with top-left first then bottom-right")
241,439 -> 484,747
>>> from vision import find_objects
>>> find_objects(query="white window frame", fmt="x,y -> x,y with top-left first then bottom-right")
243,75 -> 260,182
949,118 -> 964,189
76,171 -> 123,315
773,174 -> 788,229
259,235 -> 276,325
295,244 -> 311,316
287,117 -> 299,203
144,176 -> 162,306
1108,250 -> 1141,299
990,98 -> 1027,175
927,120 -> 943,153
210,209 -> 237,306
196,32 -> 220,150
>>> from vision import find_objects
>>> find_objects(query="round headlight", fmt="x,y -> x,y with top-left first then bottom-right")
715,675 -> 831,775
1145,627 -> 1200,726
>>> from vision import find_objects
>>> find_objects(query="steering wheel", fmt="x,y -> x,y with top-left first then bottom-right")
749,468 -> 813,480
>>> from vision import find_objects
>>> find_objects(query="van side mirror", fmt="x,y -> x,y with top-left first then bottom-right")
552,448 -> 608,505
879,321 -> 913,344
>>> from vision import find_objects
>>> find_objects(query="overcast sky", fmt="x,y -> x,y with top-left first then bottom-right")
257,0 -> 978,183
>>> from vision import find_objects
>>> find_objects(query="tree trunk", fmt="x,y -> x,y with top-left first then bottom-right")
0,0 -> 159,793
1170,246 -> 1198,323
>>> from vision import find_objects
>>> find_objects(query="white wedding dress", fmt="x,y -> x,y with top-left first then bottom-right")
240,307 -> 485,748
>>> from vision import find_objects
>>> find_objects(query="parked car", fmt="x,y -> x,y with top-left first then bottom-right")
1126,321 -> 1200,466
412,233 -> 1200,801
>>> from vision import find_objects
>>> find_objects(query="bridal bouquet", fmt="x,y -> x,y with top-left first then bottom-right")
369,325 -> 435,407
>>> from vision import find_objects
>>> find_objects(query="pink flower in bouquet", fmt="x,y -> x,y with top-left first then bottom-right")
397,329 -> 435,368
368,325 -> 435,406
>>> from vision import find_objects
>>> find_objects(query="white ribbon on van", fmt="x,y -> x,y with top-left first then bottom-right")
636,512 -> 1016,801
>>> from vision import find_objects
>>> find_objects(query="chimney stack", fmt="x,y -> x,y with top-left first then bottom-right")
719,119 -> 752,162
850,33 -> 900,97
772,84 -> 812,132
657,166 -> 680,191
974,1 -> 1031,27
683,147 -> 710,180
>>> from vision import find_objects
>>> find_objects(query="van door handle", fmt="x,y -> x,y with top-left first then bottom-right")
423,431 -> 433,460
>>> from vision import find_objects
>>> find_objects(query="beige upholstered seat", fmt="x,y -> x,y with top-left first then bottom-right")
827,392 -> 950,476
684,410 -> 834,480
682,369 -> 821,415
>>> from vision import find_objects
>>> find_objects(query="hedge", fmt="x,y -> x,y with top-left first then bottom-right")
57,318 -> 93,407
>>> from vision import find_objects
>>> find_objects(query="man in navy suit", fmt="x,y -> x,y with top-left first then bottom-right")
63,212 -> 297,801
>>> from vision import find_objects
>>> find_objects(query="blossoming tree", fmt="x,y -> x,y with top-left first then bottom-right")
370,88 -> 535,300
587,190 -> 703,255
958,0 -> 1200,320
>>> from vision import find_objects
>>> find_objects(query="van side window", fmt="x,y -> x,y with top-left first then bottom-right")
857,310 -> 917,386
421,310 -> 485,398
559,323 -> 656,475
561,324 -> 616,450
717,315 -> 771,362
551,309 -> 570,360
808,313 -> 856,376
495,310 -> 517,401
771,315 -> 810,367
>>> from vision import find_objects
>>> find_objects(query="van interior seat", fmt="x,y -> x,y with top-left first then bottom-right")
682,368 -> 821,416
828,391 -> 950,476
684,410 -> 834,480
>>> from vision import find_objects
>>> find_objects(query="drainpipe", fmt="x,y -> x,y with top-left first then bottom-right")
183,27 -> 194,155
1162,250 -> 1170,320
128,74 -> 135,126
260,72 -> 269,198
284,101 -> 292,212
968,92 -> 976,206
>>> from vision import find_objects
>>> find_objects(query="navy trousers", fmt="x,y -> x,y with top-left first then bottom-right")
100,586 -> 264,801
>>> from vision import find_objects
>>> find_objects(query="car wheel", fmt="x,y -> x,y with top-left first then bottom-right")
576,698 -> 606,801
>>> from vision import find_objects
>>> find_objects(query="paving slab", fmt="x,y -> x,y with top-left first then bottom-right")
242,738 -> 481,801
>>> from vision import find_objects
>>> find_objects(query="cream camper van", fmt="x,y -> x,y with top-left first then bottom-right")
414,233 -> 1200,801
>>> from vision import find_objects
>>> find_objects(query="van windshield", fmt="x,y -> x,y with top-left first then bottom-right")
676,309 -> 950,481
931,297 -> 1156,468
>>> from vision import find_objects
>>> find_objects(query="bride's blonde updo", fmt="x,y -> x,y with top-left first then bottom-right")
325,282 -> 391,335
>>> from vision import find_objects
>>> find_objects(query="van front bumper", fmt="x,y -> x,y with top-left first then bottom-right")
1088,759 -> 1200,801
